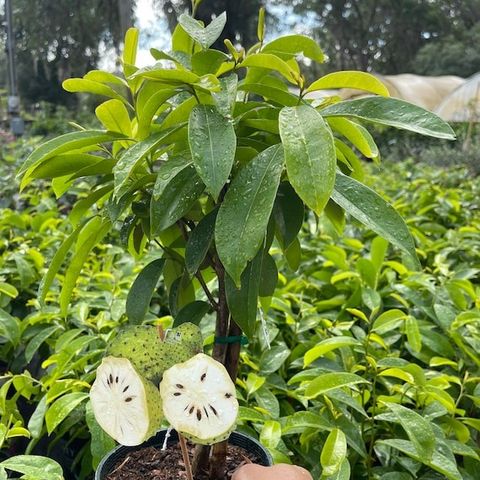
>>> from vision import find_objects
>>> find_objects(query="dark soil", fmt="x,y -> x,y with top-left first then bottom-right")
105,442 -> 260,480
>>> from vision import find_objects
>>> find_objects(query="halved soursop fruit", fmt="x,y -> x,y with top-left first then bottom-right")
90,356 -> 162,446
106,325 -> 164,385
160,353 -> 238,445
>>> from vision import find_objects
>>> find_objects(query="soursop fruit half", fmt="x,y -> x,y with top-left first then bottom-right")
90,356 -> 163,446
160,353 -> 238,445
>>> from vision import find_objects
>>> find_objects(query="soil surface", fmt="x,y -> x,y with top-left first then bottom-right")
105,442 -> 261,480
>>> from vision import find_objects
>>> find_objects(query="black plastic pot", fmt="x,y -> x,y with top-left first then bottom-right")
95,429 -> 273,479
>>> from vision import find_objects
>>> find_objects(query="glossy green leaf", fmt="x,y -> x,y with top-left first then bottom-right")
114,127 -> 181,198
405,316 -> 422,352
188,104 -> 236,199
123,27 -> 139,66
38,224 -> 82,303
0,282 -> 18,298
274,182 -> 304,249
305,372 -> 368,399
0,309 -> 20,346
328,117 -> 379,159
238,83 -> 298,107
150,164 -> 205,235
372,309 -> 407,333
216,144 -> 284,285
28,153 -> 106,180
263,34 -> 324,63
178,12 -> 226,49
259,345 -> 290,375
19,130 -> 124,186
259,253 -> 278,297
226,252 -> 262,338
304,337 -> 362,367
60,217 -> 111,315
321,428 -> 347,477
27,396 -> 47,440
280,105 -> 336,215
282,411 -> 332,435
185,208 -> 217,275
241,54 -> 298,84
332,172 -> 420,268
173,301 -> 210,328
260,420 -> 282,449
386,402 -> 435,460
63,78 -> 128,104
126,259 -> 165,324
69,185 -> 113,227
320,97 -> 456,140
131,64 -> 200,84
95,99 -> 132,136
308,71 -> 389,96
0,456 -> 63,480
212,73 -> 238,116
378,439 -> 462,480
45,392 -> 89,434
25,326 -> 59,363
84,70 -> 126,86
192,49 -> 228,75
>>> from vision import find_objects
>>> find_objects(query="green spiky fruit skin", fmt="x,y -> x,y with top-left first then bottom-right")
142,374 -> 164,442
167,323 -> 203,354
106,323 -> 203,386
106,326 -> 163,385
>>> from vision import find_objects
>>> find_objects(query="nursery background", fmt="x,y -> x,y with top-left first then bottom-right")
0,0 -> 480,479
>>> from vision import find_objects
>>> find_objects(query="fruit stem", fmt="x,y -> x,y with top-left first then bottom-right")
179,434 -> 194,480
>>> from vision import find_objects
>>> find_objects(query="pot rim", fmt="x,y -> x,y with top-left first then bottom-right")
95,429 -> 273,479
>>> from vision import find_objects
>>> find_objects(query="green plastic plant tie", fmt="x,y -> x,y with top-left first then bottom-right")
214,335 -> 249,345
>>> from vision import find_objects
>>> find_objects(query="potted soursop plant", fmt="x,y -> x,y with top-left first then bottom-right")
19,2 -> 455,479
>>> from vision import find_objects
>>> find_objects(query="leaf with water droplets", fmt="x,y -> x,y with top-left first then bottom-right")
216,144 -> 284,286
279,105 -> 336,215
188,105 -> 236,200
332,172 -> 420,269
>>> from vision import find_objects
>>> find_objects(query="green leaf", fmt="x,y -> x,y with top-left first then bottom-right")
282,411 -> 332,435
304,337 -> 362,367
332,172 -> 420,268
372,309 -> 407,333
178,12 -> 226,49
173,301 -> 210,328
38,224 -> 82,303
305,372 -> 368,399
386,402 -> 435,460
263,34 -> 324,63
126,259 -> 165,324
274,182 -> 304,249
185,208 -> 217,275
241,54 -> 298,84
150,164 -> 205,235
188,104 -> 236,199
45,392 -> 89,434
95,99 -> 132,136
308,71 -> 389,96
321,428 -> 347,477
25,326 -> 59,363
328,117 -> 379,159
225,252 -> 262,338
114,127 -> 181,198
69,185 -> 113,227
84,70 -> 126,87
0,456 -> 63,480
27,396 -> 47,440
259,253 -> 278,297
60,218 -> 111,316
259,345 -> 290,374
63,78 -> 128,104
212,73 -> 238,116
216,144 -> 284,285
191,49 -> 229,75
123,27 -> 139,66
0,309 -> 20,346
377,439 -> 462,480
86,401 -> 116,469
0,282 -> 18,298
280,105 -> 336,215
320,97 -> 456,140
260,420 -> 282,449
405,316 -> 422,352
19,130 -> 124,187
238,83 -> 299,107
131,64 -> 200,84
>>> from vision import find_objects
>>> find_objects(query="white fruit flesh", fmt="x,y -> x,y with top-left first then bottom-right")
160,353 -> 238,445
90,356 -> 160,446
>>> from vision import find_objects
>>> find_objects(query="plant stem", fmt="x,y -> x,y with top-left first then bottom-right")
179,434 -> 194,480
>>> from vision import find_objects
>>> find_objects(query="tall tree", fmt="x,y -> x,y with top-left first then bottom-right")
2,0 -> 135,105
